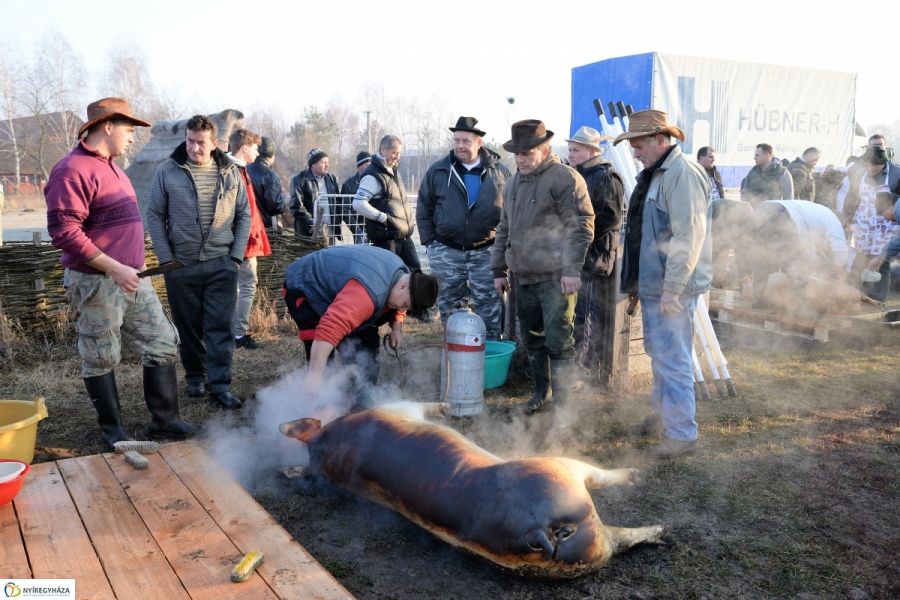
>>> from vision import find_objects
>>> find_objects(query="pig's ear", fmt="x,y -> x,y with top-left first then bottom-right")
279,418 -> 323,443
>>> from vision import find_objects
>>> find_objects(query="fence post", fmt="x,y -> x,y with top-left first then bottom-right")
32,232 -> 45,292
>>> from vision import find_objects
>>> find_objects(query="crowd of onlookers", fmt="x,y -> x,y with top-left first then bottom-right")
39,94 -> 900,460
698,134 -> 899,305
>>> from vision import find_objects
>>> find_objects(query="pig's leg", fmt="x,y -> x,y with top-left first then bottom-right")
605,525 -> 666,554
557,458 -> 638,488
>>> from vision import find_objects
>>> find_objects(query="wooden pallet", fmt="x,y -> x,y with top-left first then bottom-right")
0,440 -> 354,600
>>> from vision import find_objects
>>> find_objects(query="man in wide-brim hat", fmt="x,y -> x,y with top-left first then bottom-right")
617,109 -> 712,459
416,116 -> 510,339
45,97 -> 197,449
491,119 -> 594,415
76,97 -> 152,138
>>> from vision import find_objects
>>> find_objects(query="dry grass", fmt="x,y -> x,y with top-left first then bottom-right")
1,311 -> 898,599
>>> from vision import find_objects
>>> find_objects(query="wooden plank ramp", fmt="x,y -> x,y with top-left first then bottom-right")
2,440 -> 355,600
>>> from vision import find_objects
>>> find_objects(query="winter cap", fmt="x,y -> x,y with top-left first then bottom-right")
307,148 -> 328,167
409,270 -> 439,313
356,151 -> 372,167
258,137 -> 276,158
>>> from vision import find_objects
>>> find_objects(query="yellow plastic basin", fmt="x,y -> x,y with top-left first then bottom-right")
0,398 -> 48,464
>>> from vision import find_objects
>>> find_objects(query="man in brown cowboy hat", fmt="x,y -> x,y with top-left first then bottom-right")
45,97 -> 197,450
417,116 -> 510,339
615,109 -> 712,458
491,119 -> 594,415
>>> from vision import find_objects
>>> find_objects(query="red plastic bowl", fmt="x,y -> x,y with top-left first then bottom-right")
0,459 -> 30,506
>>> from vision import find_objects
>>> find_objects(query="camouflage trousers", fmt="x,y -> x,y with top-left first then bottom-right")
65,269 -> 179,378
427,241 -> 502,339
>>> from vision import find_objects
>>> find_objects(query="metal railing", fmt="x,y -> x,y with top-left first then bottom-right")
313,194 -> 429,270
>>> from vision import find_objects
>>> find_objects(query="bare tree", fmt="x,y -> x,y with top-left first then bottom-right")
0,44 -> 25,194
324,102 -> 361,177
18,32 -> 87,178
102,47 -> 165,167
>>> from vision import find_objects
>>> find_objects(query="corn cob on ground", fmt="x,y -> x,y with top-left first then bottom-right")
231,550 -> 264,582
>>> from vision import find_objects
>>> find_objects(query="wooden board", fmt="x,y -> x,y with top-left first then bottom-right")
159,442 -> 352,599
0,501 -> 30,578
57,455 -> 190,600
5,441 -> 355,600
15,462 -> 116,598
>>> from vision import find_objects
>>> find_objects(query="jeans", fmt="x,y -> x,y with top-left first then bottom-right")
232,256 -> 258,338
640,294 -> 699,441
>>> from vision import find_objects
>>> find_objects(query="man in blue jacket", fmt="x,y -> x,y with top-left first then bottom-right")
417,116 -> 510,339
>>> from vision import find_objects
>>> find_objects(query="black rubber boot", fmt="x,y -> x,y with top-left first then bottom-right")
550,358 -> 576,408
84,372 -> 133,450
524,351 -> 552,416
144,364 -> 196,439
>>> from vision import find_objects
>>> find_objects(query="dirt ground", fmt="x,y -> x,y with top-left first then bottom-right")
1,308 -> 899,599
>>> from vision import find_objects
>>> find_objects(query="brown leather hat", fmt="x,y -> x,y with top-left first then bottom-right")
613,109 -> 685,146
78,97 -> 151,138
502,119 -> 554,153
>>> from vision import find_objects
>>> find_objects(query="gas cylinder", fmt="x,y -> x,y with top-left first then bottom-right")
441,307 -> 486,417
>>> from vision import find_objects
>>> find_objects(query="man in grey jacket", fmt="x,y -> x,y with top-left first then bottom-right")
616,110 -> 712,458
492,119 -> 594,415
145,115 -> 251,409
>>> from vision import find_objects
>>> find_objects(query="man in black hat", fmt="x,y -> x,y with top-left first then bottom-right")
289,148 -> 339,237
417,117 -> 510,338
246,136 -> 288,231
337,151 -> 373,244
491,119 -> 594,415
283,245 -> 439,398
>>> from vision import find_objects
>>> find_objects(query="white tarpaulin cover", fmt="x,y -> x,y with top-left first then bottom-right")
571,53 -> 857,186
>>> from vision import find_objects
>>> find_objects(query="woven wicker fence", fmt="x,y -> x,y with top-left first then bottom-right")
0,232 -> 322,338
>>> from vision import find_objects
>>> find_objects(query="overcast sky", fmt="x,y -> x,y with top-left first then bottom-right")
4,0 -> 898,145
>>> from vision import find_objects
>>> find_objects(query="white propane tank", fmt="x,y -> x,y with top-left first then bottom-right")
441,307 -> 486,417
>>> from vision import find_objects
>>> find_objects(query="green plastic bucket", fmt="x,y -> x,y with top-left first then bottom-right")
484,340 -> 516,389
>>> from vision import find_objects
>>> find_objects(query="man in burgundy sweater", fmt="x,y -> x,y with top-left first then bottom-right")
45,97 -> 196,450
